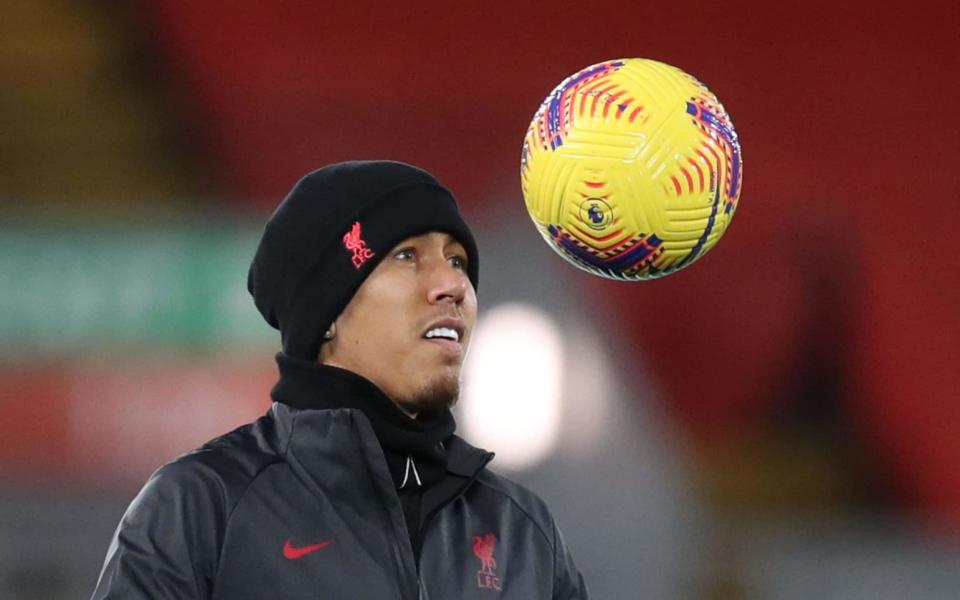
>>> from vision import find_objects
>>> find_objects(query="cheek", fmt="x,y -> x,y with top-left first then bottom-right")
337,294 -> 400,351
360,293 -> 416,346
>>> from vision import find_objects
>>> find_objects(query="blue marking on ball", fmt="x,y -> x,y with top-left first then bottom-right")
587,204 -> 604,224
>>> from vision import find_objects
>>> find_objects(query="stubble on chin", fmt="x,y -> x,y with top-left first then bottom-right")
397,371 -> 462,418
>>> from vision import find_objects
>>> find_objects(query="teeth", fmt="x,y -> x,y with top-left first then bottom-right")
425,327 -> 459,342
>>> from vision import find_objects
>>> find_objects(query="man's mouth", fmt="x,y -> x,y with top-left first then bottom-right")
424,327 -> 460,342
421,318 -> 465,347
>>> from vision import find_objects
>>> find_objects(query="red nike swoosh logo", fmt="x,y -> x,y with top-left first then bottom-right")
283,538 -> 335,560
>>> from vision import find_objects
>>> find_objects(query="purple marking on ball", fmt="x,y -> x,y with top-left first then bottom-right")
687,101 -> 742,199
545,61 -> 625,150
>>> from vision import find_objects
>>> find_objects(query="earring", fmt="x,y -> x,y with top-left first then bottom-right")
323,329 -> 334,340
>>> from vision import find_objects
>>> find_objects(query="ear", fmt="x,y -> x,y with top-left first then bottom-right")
317,322 -> 338,364
323,322 -> 337,340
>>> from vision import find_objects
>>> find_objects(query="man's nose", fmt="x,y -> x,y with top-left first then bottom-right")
426,262 -> 468,305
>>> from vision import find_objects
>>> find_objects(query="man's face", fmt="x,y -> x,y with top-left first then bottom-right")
318,231 -> 477,416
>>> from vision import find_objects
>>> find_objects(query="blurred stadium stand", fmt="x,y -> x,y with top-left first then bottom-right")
0,0 -> 210,206
1,1 -> 959,598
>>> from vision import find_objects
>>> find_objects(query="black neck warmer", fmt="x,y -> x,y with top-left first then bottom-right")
271,352 -> 455,489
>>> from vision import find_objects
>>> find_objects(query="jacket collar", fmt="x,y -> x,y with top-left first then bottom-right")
443,435 -> 493,477
269,402 -> 492,486
269,352 -> 490,486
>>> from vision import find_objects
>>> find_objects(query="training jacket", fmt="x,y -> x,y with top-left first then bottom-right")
91,403 -> 588,599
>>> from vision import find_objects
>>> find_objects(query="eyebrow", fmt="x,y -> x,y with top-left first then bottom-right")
443,238 -> 466,253
391,233 -> 464,251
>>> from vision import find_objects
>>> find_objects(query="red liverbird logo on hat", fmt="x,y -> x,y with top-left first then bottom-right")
472,532 -> 502,591
342,221 -> 375,269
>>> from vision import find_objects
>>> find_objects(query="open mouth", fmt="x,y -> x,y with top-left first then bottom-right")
423,327 -> 460,343
421,318 -> 465,346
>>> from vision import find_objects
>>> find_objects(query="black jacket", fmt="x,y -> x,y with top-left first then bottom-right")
91,402 -> 588,598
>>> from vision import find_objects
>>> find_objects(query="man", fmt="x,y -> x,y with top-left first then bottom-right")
92,161 -> 588,599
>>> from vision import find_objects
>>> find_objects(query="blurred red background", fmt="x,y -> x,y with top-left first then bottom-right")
1,0 -> 958,542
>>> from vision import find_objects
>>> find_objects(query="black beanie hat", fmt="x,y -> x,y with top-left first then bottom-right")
247,161 -> 479,360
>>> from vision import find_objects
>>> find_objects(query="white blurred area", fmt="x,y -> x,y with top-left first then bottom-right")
460,303 -> 566,471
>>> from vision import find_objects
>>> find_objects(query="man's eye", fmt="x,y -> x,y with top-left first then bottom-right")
449,255 -> 468,270
394,248 -> 416,261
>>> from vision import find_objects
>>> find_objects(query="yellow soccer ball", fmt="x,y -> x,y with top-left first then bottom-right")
521,58 -> 743,280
